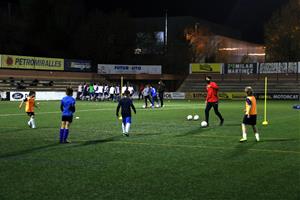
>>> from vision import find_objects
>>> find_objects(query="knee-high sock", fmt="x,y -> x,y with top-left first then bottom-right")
125,123 -> 131,133
60,128 -> 64,143
30,116 -> 36,128
64,129 -> 69,142
122,123 -> 125,133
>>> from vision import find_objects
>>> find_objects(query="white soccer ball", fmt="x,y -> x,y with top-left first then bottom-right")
75,116 -> 80,119
193,115 -> 199,121
201,121 -> 208,127
142,105 -> 146,108
187,115 -> 193,120
156,104 -> 160,108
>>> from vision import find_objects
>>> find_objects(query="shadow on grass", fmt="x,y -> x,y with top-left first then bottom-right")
260,138 -> 300,143
226,142 -> 257,159
72,135 -> 122,147
0,143 -> 60,160
175,127 -> 212,137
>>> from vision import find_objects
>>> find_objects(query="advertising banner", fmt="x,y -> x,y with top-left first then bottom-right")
10,91 -> 77,101
224,63 -> 257,74
164,92 -> 186,99
1,55 -> 64,70
9,91 -> 29,101
185,92 -> 246,100
190,63 -> 222,74
64,59 -> 92,72
258,62 -> 298,73
98,64 -> 161,74
256,93 -> 299,100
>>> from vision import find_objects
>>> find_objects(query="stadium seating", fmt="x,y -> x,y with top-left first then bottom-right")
0,69 -> 106,91
177,74 -> 300,94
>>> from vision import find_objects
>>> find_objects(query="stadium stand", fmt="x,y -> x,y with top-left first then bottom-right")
0,69 -> 106,91
177,73 -> 300,94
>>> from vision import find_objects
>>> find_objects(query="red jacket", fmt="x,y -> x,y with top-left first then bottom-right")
206,81 -> 219,102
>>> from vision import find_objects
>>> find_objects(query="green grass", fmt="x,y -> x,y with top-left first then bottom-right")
0,100 -> 299,200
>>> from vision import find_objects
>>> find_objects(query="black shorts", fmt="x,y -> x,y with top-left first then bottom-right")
62,116 -> 73,123
26,112 -> 34,116
243,115 -> 257,125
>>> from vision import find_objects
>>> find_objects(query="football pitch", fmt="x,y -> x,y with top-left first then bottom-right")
0,100 -> 299,200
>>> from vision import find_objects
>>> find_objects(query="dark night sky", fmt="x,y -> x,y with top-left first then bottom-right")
89,0 -> 288,43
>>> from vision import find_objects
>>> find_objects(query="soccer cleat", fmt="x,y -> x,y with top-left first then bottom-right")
240,138 -> 247,142
220,119 -> 224,126
124,133 -> 129,137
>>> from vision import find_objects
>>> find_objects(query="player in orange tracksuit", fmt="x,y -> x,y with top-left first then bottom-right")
204,76 -> 224,126
240,87 -> 260,142
19,91 -> 39,128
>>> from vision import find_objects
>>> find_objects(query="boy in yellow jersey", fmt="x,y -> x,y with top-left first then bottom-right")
19,91 -> 39,128
240,87 -> 260,142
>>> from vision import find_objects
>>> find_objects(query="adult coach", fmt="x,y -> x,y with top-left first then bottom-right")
158,80 -> 166,107
204,76 -> 224,126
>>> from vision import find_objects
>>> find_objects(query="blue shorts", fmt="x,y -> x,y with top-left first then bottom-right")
122,117 -> 131,124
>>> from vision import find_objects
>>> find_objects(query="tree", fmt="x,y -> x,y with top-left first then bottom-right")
265,0 -> 300,61
184,25 -> 220,62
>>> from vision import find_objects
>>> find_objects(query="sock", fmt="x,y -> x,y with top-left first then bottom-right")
125,123 -> 131,133
122,123 -> 125,133
64,129 -> 69,142
59,128 -> 64,143
31,117 -> 36,128
242,133 -> 247,139
255,133 -> 260,141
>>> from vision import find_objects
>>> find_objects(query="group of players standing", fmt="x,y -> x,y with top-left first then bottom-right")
18,76 -> 259,143
77,82 -> 135,101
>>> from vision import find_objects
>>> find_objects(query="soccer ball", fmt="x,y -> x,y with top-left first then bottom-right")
201,121 -> 208,127
155,104 -> 160,108
187,115 -> 193,120
193,115 -> 199,121
142,105 -> 146,108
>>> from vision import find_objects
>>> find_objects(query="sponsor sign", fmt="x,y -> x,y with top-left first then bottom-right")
64,59 -> 92,72
224,63 -> 257,74
10,91 -> 28,101
1,55 -> 64,70
98,64 -> 161,74
185,92 -> 206,99
256,93 -> 299,100
190,63 -> 222,74
10,91 -> 77,101
164,92 -> 186,99
185,92 -> 245,100
258,62 -> 298,74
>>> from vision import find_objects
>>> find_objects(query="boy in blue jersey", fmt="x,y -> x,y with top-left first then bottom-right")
150,85 -> 159,108
116,90 -> 136,136
59,87 -> 76,143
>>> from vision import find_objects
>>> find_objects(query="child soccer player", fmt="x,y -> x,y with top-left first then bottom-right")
19,90 -> 39,128
59,87 -> 76,143
240,86 -> 260,142
116,90 -> 136,136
